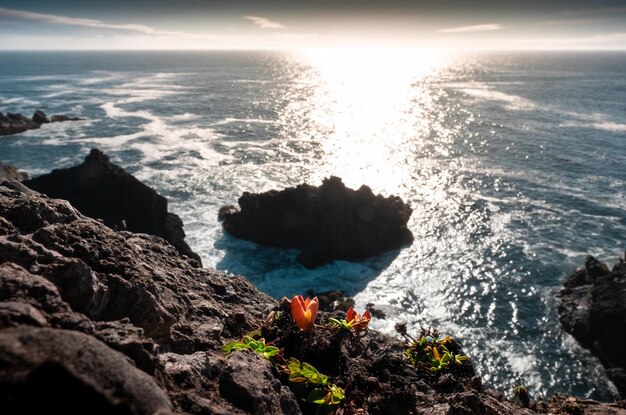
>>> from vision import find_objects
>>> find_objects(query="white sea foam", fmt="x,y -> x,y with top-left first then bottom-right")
211,117 -> 278,126
459,88 -> 536,110
559,111 -> 626,133
169,113 -> 199,121
1,97 -> 40,107
443,82 -> 536,110
79,72 -> 125,85
93,101 -> 229,169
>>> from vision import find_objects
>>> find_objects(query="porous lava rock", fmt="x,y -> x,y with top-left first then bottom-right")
1,178 -> 624,414
24,149 -> 202,265
219,176 -> 413,268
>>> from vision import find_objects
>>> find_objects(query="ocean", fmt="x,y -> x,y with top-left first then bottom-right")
0,50 -> 624,399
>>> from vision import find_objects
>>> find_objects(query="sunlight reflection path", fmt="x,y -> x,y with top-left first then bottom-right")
293,48 -> 449,197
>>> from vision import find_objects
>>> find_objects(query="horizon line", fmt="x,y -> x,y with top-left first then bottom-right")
1,47 -> 626,52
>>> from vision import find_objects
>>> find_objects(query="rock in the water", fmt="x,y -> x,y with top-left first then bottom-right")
0,111 -> 38,135
558,253 -> 626,397
50,114 -> 84,122
24,148 -> 202,266
32,110 -> 50,124
0,110 -> 83,136
219,176 -> 414,268
0,162 -> 28,181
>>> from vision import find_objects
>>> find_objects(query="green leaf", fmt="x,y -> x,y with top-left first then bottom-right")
306,388 -> 328,405
328,384 -> 345,404
328,318 -> 352,330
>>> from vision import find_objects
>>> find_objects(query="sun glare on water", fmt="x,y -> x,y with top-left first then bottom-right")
293,48 -> 450,196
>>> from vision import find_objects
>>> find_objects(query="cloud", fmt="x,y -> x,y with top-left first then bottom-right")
534,18 -> 601,26
243,16 -> 286,30
563,7 -> 626,16
438,24 -> 503,34
0,6 -> 187,36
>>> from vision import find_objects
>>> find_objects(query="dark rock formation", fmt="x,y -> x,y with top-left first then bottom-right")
24,149 -> 202,266
50,114 -> 83,122
0,162 -> 28,182
558,254 -> 626,397
0,110 -> 83,136
31,110 -> 50,124
0,179 -> 624,414
219,176 -> 414,268
0,325 -> 173,415
0,179 -> 285,413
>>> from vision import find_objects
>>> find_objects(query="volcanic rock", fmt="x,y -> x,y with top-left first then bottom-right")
0,110 -> 83,136
0,326 -> 173,415
50,114 -> 83,122
32,110 -> 50,124
0,179 -> 287,413
219,176 -> 414,268
1,179 -> 625,414
24,149 -> 202,265
558,254 -> 626,397
0,162 -> 28,182
0,112 -> 38,135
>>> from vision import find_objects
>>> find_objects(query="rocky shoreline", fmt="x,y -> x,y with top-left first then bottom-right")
0,110 -> 83,136
0,146 -> 625,413
0,178 -> 625,413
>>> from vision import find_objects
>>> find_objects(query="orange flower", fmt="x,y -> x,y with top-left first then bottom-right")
291,295 -> 319,333
346,307 -> 372,332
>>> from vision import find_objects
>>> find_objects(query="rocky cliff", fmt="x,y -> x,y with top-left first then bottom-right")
24,149 -> 201,265
558,254 -> 626,398
1,178 -> 625,414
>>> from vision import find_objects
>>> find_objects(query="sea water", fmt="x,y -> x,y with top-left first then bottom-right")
1,50 -> 624,399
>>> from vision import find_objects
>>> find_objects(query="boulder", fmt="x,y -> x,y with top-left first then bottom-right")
0,162 -> 28,181
24,149 -> 202,266
32,110 -> 50,124
219,176 -> 414,268
558,254 -> 626,397
0,326 -> 173,415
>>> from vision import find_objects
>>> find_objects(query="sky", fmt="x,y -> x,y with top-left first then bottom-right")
0,1 -> 625,50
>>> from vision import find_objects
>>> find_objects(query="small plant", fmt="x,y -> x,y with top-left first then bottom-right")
288,358 -> 328,385
396,325 -> 469,372
222,334 -> 280,361
291,295 -> 319,333
328,307 -> 372,333
287,358 -> 345,407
